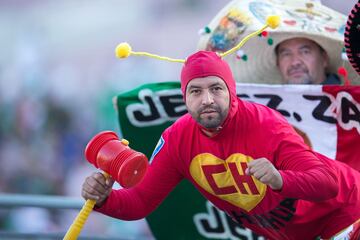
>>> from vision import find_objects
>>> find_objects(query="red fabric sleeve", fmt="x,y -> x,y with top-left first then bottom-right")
271,120 -> 338,201
95,129 -> 183,220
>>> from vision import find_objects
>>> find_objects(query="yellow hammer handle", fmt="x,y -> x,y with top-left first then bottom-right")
63,172 -> 110,240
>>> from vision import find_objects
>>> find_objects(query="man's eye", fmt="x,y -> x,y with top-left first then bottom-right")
301,49 -> 311,54
280,52 -> 291,58
212,87 -> 222,91
190,89 -> 200,94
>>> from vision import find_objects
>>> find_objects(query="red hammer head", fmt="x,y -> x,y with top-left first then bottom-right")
84,131 -> 148,188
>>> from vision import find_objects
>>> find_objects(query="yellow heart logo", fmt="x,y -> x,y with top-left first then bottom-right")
190,153 -> 267,212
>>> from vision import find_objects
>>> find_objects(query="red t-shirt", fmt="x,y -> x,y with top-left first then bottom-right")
97,99 -> 360,240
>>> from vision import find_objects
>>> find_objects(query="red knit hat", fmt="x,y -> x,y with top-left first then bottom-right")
180,51 -> 236,100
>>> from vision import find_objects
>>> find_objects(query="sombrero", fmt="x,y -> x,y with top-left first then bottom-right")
345,0 -> 360,75
197,0 -> 360,84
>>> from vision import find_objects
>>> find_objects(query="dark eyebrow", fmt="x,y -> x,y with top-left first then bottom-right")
276,44 -> 312,55
187,82 -> 224,90
209,83 -> 224,88
276,47 -> 290,55
187,85 -> 201,90
299,45 -> 312,50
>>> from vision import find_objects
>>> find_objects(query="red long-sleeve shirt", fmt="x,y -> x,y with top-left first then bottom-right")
97,99 -> 360,240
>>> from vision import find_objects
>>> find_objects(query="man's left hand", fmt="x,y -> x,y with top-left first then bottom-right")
245,157 -> 283,190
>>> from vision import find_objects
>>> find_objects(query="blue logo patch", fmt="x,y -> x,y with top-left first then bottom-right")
150,136 -> 165,164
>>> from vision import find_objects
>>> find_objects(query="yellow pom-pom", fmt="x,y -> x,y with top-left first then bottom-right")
266,15 -> 281,29
115,42 -> 132,58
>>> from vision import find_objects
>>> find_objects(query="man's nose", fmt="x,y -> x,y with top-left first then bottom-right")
201,90 -> 214,105
290,54 -> 303,67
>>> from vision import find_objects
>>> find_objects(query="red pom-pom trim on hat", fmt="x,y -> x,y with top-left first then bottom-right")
338,66 -> 351,86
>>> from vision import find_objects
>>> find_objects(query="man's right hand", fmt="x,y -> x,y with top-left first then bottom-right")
81,172 -> 115,207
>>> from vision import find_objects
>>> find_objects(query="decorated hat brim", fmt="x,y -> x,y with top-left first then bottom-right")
198,0 -> 360,84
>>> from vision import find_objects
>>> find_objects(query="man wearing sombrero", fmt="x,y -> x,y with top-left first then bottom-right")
198,0 -> 360,85
275,37 -> 340,84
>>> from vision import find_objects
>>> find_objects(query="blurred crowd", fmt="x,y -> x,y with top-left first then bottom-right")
0,38 -> 160,240
0,27 -> 169,239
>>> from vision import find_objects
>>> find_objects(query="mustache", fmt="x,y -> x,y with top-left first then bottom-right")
198,105 -> 220,114
287,65 -> 308,75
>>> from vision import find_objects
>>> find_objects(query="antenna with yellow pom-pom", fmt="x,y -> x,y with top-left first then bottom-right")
115,15 -> 281,62
220,15 -> 280,58
115,42 -> 132,58
115,42 -> 185,63
266,15 -> 281,29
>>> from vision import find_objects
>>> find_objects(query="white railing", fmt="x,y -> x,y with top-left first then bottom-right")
0,193 -> 145,240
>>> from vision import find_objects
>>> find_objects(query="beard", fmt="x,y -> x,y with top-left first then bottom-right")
189,105 -> 227,129
286,66 -> 313,84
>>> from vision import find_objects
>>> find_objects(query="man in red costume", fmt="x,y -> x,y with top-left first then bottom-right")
82,51 -> 360,239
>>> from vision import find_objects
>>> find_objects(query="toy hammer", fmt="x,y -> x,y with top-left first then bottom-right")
63,131 -> 148,240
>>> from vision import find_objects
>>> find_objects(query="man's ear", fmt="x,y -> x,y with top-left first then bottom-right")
275,48 -> 280,67
322,51 -> 330,69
